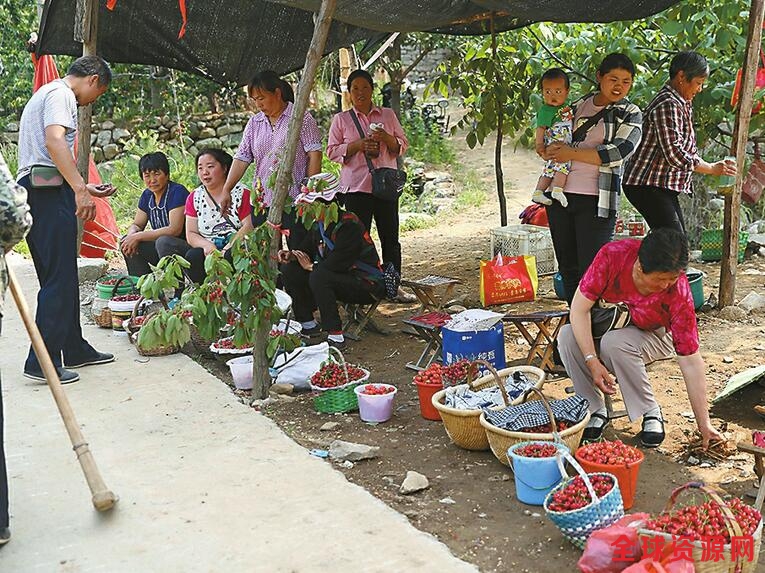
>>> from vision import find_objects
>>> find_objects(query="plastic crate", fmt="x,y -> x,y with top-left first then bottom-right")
489,225 -> 557,275
700,229 -> 748,263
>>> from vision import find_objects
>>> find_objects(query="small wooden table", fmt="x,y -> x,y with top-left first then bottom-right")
403,311 -> 452,371
503,310 -> 569,372
737,442 -> 765,511
401,275 -> 461,313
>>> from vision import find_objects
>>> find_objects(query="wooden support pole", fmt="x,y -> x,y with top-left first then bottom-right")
339,47 -> 352,111
75,0 -> 97,183
719,0 -> 765,306
250,0 -> 337,400
73,0 -> 98,252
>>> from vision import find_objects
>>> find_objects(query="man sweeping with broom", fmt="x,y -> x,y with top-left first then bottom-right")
0,152 -> 33,545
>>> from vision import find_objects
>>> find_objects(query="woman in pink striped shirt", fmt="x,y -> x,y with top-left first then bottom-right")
220,71 -> 322,247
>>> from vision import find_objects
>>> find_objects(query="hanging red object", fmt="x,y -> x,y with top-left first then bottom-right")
107,0 -> 187,38
31,52 -> 120,258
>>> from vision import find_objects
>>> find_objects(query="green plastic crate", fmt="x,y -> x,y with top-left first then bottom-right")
700,229 -> 748,263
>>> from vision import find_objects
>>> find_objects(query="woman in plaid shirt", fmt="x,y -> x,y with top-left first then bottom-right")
623,51 -> 736,233
545,53 -> 643,304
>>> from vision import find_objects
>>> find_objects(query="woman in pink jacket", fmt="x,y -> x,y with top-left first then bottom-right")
326,69 -> 414,303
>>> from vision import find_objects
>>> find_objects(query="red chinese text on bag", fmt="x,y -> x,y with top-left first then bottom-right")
621,541 -> 695,573
578,513 -> 651,573
731,49 -> 765,114
479,254 -> 538,306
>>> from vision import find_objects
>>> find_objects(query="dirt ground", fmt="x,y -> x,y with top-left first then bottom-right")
103,135 -> 765,572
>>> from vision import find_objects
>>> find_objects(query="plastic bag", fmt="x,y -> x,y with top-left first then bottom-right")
271,341 -> 329,390
479,254 -> 538,306
578,513 -> 650,573
622,542 -> 694,573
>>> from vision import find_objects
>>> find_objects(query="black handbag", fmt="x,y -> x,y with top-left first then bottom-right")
591,302 -> 631,339
349,110 -> 407,202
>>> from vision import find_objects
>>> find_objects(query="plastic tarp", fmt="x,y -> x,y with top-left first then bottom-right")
32,52 -> 119,258
37,0 -> 681,86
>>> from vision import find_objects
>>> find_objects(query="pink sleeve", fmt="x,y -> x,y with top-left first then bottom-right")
234,117 -> 256,164
578,246 -> 612,301
300,112 -> 323,153
184,192 -> 198,217
668,277 -> 700,356
386,109 -> 409,157
326,113 -> 349,163
237,188 -> 253,221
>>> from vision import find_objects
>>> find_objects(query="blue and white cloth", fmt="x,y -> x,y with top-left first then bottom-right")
443,371 -> 537,410
482,395 -> 589,432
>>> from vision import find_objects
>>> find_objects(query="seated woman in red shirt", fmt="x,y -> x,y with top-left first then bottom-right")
557,228 -> 722,449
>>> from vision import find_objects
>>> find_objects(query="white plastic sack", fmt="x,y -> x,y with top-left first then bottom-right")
272,341 -> 329,390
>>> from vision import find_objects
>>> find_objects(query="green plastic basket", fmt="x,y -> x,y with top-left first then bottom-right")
700,229 -> 748,263
313,381 -> 363,414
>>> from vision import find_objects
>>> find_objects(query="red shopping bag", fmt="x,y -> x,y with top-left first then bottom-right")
479,254 -> 538,306
731,49 -> 765,114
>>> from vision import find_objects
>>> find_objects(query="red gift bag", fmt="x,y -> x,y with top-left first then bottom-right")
731,49 -> 765,114
480,254 -> 538,306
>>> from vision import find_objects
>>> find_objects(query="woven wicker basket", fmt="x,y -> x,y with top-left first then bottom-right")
432,363 -> 546,451
638,483 -> 762,573
544,452 -> 624,549
133,306 -> 179,357
478,387 -> 590,466
92,297 -> 112,328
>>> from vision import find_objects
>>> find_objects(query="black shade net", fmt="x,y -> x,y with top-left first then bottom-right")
37,0 -> 681,85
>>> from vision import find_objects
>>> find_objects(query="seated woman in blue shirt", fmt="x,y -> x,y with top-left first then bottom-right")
120,152 -> 190,276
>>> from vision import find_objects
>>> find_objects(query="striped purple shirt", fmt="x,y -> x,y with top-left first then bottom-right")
624,84 -> 700,194
234,102 -> 323,205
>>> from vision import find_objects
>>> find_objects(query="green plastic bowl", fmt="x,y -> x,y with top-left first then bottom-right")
96,275 -> 139,299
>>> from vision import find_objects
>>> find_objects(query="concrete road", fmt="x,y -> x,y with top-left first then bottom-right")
0,256 -> 476,573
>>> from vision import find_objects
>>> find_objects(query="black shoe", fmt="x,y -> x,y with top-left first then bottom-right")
328,338 -> 347,351
301,325 -> 323,338
0,527 -> 10,546
65,352 -> 115,369
23,367 -> 80,384
640,415 -> 665,448
582,412 -> 610,441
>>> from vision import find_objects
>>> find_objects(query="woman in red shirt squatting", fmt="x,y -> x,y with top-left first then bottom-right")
557,228 -> 723,449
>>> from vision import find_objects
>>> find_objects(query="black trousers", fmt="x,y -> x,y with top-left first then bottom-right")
123,240 -> 159,277
184,246 -> 235,284
280,262 -> 383,332
0,370 -> 7,529
123,236 -> 191,277
623,184 -> 686,234
546,193 -> 615,304
342,192 -> 402,273
20,178 -> 98,373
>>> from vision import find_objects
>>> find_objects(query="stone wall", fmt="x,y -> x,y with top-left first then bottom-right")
1,111 -> 251,162
401,46 -> 453,85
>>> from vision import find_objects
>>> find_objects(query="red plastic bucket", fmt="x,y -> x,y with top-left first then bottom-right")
414,379 -> 442,420
574,447 -> 644,509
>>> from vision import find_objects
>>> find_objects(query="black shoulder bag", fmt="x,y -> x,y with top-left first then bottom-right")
348,110 -> 407,202
570,106 -> 609,143
591,301 -> 631,339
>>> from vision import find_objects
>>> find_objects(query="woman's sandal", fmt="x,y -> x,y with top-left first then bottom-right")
582,412 -> 610,441
640,415 -> 665,448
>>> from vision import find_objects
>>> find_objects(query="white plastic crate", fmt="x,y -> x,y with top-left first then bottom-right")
489,224 -> 558,275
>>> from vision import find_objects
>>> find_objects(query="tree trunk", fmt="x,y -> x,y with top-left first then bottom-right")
75,0 -> 98,253
251,0 -> 338,400
719,0 -> 765,306
490,14 -> 507,226
387,36 -> 403,121
149,66 -> 163,110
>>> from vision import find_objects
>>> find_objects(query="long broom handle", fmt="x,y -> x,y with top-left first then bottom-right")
7,264 -> 118,512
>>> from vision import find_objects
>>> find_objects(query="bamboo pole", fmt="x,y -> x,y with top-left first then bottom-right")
251,0 -> 338,400
339,47 -> 352,110
719,0 -> 765,306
